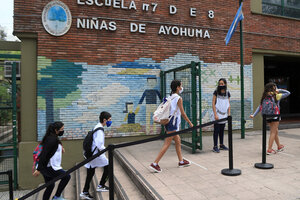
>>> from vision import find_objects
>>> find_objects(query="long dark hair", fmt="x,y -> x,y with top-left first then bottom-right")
216,78 -> 227,95
260,82 -> 277,105
170,79 -> 181,95
41,121 -> 64,145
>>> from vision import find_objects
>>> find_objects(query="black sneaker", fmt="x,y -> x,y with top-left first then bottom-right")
212,146 -> 220,153
80,192 -> 93,200
220,144 -> 229,150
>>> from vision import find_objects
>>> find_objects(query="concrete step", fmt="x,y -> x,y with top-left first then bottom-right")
114,149 -> 163,200
113,153 -> 145,200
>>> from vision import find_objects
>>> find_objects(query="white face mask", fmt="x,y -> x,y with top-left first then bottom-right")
179,87 -> 184,94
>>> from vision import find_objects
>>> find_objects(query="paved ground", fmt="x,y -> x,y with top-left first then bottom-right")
3,128 -> 300,200
119,128 -> 300,200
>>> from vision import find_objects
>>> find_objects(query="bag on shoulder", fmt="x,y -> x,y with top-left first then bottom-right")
32,143 -> 43,173
261,96 -> 280,116
83,127 -> 104,159
153,95 -> 179,125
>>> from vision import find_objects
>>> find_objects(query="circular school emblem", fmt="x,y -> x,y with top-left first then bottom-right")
42,0 -> 72,36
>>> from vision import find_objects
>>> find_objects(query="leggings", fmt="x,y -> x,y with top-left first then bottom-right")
83,165 -> 109,193
41,167 -> 71,200
213,123 -> 225,147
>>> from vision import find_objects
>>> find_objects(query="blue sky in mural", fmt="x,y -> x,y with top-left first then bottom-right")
48,6 -> 67,22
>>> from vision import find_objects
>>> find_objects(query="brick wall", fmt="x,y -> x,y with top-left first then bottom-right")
14,0 -> 300,138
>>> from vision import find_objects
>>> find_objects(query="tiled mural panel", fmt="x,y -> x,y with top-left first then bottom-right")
37,53 -> 252,140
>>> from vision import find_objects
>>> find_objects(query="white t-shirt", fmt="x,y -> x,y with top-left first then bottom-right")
47,144 -> 62,171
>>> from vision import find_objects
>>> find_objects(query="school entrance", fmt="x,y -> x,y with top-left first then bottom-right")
264,55 -> 300,127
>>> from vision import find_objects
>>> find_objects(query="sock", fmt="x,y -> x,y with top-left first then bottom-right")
153,163 -> 157,166
179,161 -> 184,164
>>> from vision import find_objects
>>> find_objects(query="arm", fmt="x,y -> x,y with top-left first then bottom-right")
156,90 -> 162,101
276,89 -> 290,101
177,98 -> 193,127
212,95 -> 218,120
138,91 -> 146,104
250,106 -> 261,118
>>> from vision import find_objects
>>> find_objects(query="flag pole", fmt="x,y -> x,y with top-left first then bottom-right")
239,0 -> 245,139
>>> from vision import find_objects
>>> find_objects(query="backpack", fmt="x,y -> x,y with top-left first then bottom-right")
83,127 -> 104,159
32,143 -> 43,173
153,95 -> 179,125
261,96 -> 280,116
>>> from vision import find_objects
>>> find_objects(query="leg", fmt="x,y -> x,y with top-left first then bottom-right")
99,165 -> 109,186
54,169 -> 71,197
83,167 -> 95,193
268,122 -> 278,151
219,123 -> 226,145
273,121 -> 281,147
41,172 -> 55,200
173,135 -> 183,162
153,131 -> 175,163
213,123 -> 219,147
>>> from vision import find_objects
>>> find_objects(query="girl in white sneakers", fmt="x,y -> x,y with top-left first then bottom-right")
150,80 -> 193,173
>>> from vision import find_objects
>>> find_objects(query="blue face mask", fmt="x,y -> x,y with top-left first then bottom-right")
106,121 -> 112,127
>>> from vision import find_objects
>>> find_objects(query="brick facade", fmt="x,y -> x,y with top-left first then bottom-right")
14,0 -> 300,139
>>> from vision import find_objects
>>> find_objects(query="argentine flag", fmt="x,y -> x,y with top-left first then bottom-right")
225,3 -> 244,45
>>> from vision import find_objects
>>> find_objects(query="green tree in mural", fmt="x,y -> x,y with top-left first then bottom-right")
38,60 -> 86,126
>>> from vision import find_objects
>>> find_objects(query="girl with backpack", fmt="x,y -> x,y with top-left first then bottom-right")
33,121 -> 70,200
250,82 -> 290,155
149,80 -> 193,173
211,78 -> 231,153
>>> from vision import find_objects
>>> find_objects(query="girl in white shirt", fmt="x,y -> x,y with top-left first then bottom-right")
150,80 -> 193,173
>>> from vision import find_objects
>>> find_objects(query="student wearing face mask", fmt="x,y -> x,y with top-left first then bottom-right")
33,121 -> 70,200
212,78 -> 231,153
80,111 -> 112,200
150,79 -> 193,173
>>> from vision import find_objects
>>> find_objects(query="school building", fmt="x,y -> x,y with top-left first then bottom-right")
12,0 -> 300,188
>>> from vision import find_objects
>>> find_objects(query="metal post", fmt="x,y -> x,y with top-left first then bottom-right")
254,115 -> 274,169
191,62 -> 197,153
160,71 -> 165,135
108,144 -> 114,200
12,62 -> 18,189
8,170 -> 13,200
239,0 -> 245,139
221,116 -> 241,176
198,62 -> 203,150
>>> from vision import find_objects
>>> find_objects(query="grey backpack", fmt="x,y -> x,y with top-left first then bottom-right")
261,96 -> 279,115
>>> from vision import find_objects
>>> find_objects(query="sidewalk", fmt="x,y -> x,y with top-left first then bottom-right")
118,128 -> 300,200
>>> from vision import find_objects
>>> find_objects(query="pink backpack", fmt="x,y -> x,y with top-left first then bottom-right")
32,143 -> 43,173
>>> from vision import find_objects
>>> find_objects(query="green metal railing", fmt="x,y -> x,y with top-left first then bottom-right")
0,56 -> 19,189
160,61 -> 202,153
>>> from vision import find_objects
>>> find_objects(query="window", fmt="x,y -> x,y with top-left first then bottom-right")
262,0 -> 300,19
4,61 -> 21,78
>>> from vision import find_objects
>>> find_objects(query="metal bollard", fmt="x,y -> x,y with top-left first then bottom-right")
254,114 -> 274,169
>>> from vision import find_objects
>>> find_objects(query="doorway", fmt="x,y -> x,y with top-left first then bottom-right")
264,55 -> 300,126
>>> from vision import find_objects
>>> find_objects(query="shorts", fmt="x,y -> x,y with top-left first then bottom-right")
165,116 -> 178,132
266,117 -> 280,123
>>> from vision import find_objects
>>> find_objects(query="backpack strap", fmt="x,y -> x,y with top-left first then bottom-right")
91,127 -> 104,154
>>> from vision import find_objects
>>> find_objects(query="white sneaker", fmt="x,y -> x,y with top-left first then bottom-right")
80,192 -> 93,200
96,185 -> 109,192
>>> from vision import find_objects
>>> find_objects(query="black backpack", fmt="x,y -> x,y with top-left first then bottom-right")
83,127 -> 104,159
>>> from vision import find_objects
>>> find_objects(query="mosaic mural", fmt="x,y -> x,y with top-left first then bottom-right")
37,53 -> 253,140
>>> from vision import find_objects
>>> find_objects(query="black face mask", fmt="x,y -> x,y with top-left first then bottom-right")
218,85 -> 226,91
58,130 -> 64,136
